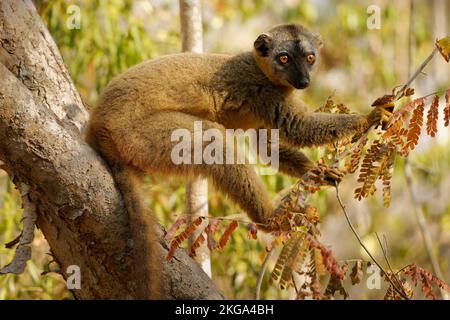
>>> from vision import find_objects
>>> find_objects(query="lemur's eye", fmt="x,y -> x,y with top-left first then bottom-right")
279,55 -> 289,64
306,54 -> 316,64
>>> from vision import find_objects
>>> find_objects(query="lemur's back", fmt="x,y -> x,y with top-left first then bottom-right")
92,52 -> 233,124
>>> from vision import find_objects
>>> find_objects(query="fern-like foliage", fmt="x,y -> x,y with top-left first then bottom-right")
166,216 -> 204,261
218,220 -> 238,250
404,98 -> 425,154
426,95 -> 439,137
267,160 -> 348,297
444,89 -> 450,127
345,136 -> 368,174
166,216 -> 241,260
351,87 -> 450,205
267,88 -> 450,299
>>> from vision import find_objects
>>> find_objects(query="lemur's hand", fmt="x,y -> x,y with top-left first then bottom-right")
367,106 -> 383,127
367,106 -> 393,129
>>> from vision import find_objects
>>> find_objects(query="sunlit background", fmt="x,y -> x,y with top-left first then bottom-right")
0,0 -> 449,299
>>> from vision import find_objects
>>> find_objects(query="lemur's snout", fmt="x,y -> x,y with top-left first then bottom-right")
297,78 -> 309,89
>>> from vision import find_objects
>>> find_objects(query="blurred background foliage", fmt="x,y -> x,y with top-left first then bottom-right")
0,0 -> 449,299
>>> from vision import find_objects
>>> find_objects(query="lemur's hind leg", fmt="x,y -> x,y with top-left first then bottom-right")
106,112 -> 275,230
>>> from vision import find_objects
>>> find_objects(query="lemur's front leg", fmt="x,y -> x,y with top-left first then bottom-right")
254,96 -> 382,185
259,98 -> 382,148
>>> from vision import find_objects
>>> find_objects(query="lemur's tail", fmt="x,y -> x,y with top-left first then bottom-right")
110,163 -> 162,299
85,123 -> 162,298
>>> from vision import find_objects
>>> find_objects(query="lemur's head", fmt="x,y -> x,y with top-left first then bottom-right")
253,24 -> 323,89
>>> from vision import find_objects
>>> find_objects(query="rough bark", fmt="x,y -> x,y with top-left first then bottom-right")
0,0 -> 224,299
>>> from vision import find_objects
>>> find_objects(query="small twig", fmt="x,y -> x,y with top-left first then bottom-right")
395,48 -> 438,101
414,89 -> 448,101
375,232 -> 405,291
335,183 -> 409,300
376,234 -> 394,272
254,247 -> 275,300
375,233 -> 394,273
396,263 -> 414,276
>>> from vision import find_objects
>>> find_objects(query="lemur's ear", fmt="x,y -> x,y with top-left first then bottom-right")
312,32 -> 323,50
254,33 -> 272,56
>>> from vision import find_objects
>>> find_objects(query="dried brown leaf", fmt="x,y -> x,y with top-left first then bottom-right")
218,220 -> 238,250
444,89 -> 450,127
166,216 -> 204,261
324,274 -> 348,299
345,136 -> 368,174
350,260 -> 363,285
189,233 -> 206,258
404,99 -> 425,154
165,216 -> 186,241
426,95 -> 439,137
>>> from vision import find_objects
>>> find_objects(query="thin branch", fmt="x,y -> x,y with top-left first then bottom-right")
403,163 -> 448,299
396,48 -> 438,101
254,247 -> 275,300
334,183 -> 409,300
375,232 -> 405,292
375,233 -> 394,274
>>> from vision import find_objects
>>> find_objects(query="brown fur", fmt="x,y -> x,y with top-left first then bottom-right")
85,24 -> 382,298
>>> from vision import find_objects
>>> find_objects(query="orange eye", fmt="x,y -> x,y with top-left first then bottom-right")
279,55 -> 289,64
306,54 -> 315,64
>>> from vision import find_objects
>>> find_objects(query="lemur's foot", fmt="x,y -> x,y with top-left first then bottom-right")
258,207 -> 285,232
323,166 -> 345,186
306,162 -> 345,187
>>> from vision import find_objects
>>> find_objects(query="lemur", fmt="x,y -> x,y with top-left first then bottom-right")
86,23 -> 383,298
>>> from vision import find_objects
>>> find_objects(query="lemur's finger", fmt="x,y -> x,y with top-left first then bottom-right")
381,109 -> 393,130
327,171 -> 342,181
381,109 -> 393,122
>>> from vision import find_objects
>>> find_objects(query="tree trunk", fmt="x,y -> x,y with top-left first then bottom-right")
0,0 -> 224,300
179,0 -> 212,278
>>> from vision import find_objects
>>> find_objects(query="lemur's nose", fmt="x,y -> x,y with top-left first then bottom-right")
299,78 -> 309,89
